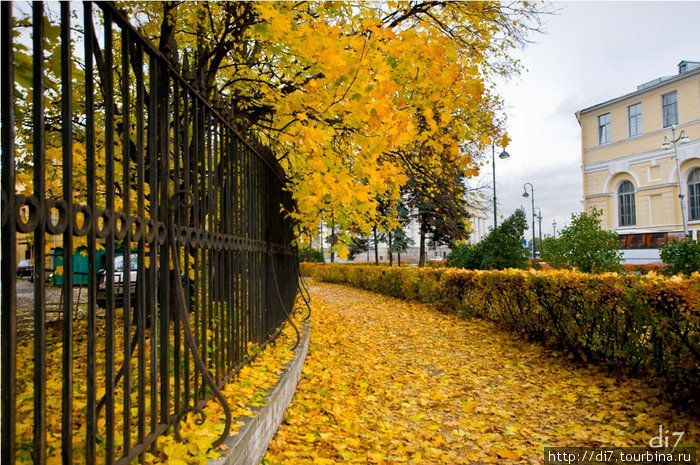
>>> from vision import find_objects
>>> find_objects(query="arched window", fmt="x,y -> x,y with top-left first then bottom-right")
618,180 -> 636,227
689,168 -> 700,221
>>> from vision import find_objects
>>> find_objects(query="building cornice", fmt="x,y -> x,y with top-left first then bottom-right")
577,67 -> 700,116
583,138 -> 700,173
585,193 -> 612,199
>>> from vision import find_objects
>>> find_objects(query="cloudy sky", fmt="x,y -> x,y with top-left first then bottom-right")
486,1 -> 700,238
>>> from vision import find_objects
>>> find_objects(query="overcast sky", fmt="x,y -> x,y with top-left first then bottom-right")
487,1 -> 700,238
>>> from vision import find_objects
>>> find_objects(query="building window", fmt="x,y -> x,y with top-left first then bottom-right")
618,180 -> 636,227
628,103 -> 642,137
598,113 -> 611,145
689,168 -> 700,221
662,91 -> 678,127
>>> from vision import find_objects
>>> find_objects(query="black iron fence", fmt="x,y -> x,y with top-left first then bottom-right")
1,2 -> 300,464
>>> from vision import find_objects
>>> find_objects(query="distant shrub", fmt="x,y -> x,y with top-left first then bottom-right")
446,242 -> 479,269
621,263 -> 666,275
447,209 -> 528,270
298,248 -> 325,263
660,237 -> 700,275
424,260 -> 447,268
540,208 -> 622,273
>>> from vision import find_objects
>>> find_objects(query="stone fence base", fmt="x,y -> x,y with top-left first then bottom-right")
208,320 -> 310,465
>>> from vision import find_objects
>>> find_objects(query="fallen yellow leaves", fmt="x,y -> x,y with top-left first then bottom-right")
14,313 -> 299,465
144,327 -> 298,465
264,281 -> 699,464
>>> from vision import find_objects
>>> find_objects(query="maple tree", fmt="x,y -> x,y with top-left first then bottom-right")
116,1 -> 545,255
12,2 -> 545,256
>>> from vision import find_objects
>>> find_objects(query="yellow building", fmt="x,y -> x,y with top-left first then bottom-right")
576,61 -> 700,261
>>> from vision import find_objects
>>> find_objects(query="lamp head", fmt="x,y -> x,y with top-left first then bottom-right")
679,130 -> 690,145
662,135 -> 672,150
522,191 -> 529,198
498,150 -> 510,160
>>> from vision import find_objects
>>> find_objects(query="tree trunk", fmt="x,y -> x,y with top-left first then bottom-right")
319,223 -> 323,256
398,252 -> 401,267
418,215 -> 426,267
388,231 -> 393,267
329,215 -> 335,263
373,226 -> 379,265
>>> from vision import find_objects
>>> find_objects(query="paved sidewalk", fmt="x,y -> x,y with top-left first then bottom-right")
265,281 -> 699,464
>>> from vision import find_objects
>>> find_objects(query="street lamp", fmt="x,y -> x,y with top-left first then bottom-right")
492,143 -> 511,229
661,125 -> 691,236
522,183 -> 536,260
535,207 -> 543,248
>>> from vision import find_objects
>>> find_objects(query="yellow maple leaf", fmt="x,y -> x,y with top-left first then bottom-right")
496,448 -> 520,460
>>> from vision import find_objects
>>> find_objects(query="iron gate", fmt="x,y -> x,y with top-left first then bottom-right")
1,2 -> 300,464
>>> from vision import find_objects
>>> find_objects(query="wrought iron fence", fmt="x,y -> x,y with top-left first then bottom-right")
1,2 -> 300,464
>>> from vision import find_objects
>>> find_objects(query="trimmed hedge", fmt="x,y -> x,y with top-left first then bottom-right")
301,263 -> 700,404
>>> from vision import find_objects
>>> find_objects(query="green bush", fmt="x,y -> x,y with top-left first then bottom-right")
447,209 -> 528,270
303,263 -> 700,404
447,242 -> 479,269
298,247 -> 325,263
540,208 -> 622,273
660,237 -> 700,275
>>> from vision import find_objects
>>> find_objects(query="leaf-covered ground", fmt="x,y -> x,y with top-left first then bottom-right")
14,310 -> 297,465
264,281 -> 699,464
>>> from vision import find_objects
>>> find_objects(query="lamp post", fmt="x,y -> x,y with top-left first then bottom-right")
492,143 -> 511,229
522,183 -> 536,260
661,125 -> 691,236
535,207 -> 543,247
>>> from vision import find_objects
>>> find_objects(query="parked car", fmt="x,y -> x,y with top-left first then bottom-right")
97,254 -> 138,308
16,259 -> 34,279
96,254 -> 192,309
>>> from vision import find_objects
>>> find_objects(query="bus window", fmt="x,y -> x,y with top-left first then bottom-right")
627,234 -> 644,249
648,233 -> 666,248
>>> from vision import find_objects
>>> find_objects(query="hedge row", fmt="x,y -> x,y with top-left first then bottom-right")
301,263 -> 700,403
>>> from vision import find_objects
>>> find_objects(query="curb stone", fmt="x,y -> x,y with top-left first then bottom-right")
208,319 -> 310,465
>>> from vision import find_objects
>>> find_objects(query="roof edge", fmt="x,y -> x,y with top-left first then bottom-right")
578,65 -> 700,115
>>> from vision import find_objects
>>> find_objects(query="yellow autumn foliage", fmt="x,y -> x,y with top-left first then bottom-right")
113,1 -> 544,254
